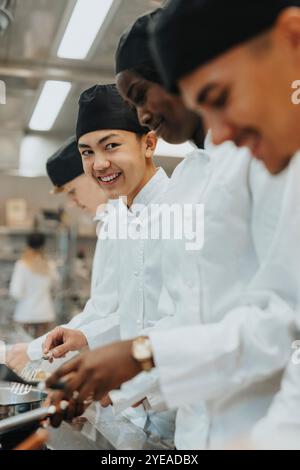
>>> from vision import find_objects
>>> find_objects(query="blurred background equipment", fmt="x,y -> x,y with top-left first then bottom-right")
0,1 -> 14,36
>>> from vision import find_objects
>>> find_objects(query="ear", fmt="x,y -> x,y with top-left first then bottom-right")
275,7 -> 300,51
144,131 -> 158,159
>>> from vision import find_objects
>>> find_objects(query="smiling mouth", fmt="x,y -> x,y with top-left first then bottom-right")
96,172 -> 122,186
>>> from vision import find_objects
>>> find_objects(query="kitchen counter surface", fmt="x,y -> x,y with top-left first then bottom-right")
48,405 -> 173,450
1,324 -> 173,451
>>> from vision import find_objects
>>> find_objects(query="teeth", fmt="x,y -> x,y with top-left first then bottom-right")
99,173 -> 120,183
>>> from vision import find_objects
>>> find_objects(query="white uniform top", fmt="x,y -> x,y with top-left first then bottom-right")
27,169 -> 175,440
28,171 -> 171,354
147,144 -> 298,449
249,151 -> 300,450
27,206 -> 120,359
10,260 -> 57,323
72,169 -> 175,439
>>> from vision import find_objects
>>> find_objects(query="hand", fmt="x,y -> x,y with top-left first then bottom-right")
43,327 -> 88,359
6,343 -> 30,373
46,340 -> 144,403
46,391 -> 87,428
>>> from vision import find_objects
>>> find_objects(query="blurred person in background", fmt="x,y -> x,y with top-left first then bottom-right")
9,231 -> 58,338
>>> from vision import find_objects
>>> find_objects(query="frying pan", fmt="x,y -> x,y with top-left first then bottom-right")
0,395 -> 68,450
0,382 -> 47,420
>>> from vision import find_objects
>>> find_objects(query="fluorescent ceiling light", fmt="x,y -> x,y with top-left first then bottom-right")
29,81 -> 71,131
57,0 -> 114,59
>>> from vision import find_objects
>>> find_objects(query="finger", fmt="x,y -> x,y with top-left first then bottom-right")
62,370 -> 90,399
48,390 -> 64,406
44,329 -> 61,353
77,381 -> 96,403
50,410 -> 64,428
74,401 -> 85,418
48,391 -> 65,428
100,395 -> 112,408
65,399 -> 78,422
52,343 -> 71,359
46,356 -> 81,387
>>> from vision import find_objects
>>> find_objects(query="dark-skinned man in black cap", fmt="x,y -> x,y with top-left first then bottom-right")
151,0 -> 300,175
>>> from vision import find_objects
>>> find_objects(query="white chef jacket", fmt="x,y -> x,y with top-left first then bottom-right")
29,169 -> 175,439
73,169 -> 175,436
10,260 -> 57,323
105,168 -> 177,439
248,152 -> 300,450
27,207 -> 120,360
148,143 -> 298,449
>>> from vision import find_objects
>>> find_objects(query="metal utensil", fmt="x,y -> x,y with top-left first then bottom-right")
10,367 -> 37,396
0,364 -> 65,391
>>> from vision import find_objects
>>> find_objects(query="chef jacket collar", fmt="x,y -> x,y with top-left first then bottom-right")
130,167 -> 169,215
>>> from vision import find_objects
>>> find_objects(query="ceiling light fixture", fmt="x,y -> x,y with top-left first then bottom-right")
57,0 -> 114,60
29,81 -> 72,132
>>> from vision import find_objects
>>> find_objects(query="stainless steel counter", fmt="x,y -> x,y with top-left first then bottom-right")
0,324 -> 173,451
48,406 -> 173,450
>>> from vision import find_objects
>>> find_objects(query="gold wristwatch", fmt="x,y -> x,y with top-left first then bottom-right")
132,337 -> 154,372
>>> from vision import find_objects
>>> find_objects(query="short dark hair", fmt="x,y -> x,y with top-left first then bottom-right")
27,232 -> 46,250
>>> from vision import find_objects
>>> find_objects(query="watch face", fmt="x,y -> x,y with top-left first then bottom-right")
133,339 -> 152,361
135,343 -> 150,361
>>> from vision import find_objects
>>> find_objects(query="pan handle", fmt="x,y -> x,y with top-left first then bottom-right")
0,400 -> 69,436
0,407 -> 52,435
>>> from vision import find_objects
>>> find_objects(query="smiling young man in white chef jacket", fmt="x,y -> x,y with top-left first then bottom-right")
41,83 -> 177,440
